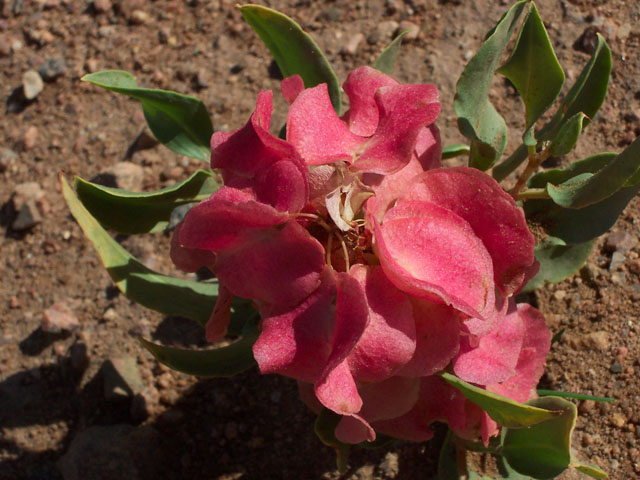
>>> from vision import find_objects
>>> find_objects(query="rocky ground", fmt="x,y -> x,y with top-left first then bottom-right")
1,0 -> 639,479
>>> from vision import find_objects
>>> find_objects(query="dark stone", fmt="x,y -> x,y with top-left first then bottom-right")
38,57 -> 67,81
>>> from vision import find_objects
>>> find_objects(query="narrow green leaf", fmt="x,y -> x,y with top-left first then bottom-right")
373,30 -> 409,75
61,176 -> 216,325
574,463 -> 608,479
314,409 -> 350,473
439,373 -> 559,428
239,5 -> 341,114
549,112 -> 586,157
497,3 -> 565,146
522,237 -> 594,292
493,35 -> 612,181
537,390 -> 615,403
437,430 -> 459,480
454,0 -> 529,170
74,170 -> 219,234
502,396 -> 576,479
550,328 -> 565,345
139,323 -> 258,378
82,71 -> 213,161
547,136 -> 640,209
442,143 -> 471,160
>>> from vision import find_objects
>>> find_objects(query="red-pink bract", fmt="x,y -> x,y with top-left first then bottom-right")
170,66 -> 550,448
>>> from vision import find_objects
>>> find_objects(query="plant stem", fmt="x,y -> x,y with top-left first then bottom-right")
509,147 -> 550,199
516,188 -> 550,200
455,438 -> 469,480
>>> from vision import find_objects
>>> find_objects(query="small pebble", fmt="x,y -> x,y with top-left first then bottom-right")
129,9 -> 149,25
22,70 -> 44,100
12,200 -> 42,230
38,57 -> 66,81
584,331 -> 610,351
341,32 -> 364,56
93,0 -> 112,13
42,301 -> 80,333
605,231 -> 637,253
398,20 -> 420,41
85,58 -> 99,73
611,413 -> 626,429
609,251 -> 625,271
579,400 -> 595,413
22,126 -> 39,150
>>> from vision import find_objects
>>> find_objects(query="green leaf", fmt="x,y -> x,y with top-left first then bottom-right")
82,71 -> 213,162
548,112 -> 587,157
522,237 -> 594,292
525,184 -> 640,244
502,396 -> 575,479
454,0 -> 529,170
239,5 -> 341,114
493,35 -> 612,181
442,143 -> 471,160
525,152 -> 640,244
373,30 -> 409,75
528,152 -> 615,188
574,463 -> 608,479
139,322 -> 258,378
550,328 -> 565,345
61,175 -> 216,325
536,390 -> 615,403
74,170 -> 219,234
437,430 -> 459,480
547,34 -> 611,135
439,373 -> 559,428
314,409 -> 350,473
498,456 -> 534,479
547,136 -> 640,209
497,3 -> 565,146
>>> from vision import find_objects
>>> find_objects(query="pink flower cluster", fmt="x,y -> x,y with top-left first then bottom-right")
171,67 -> 551,445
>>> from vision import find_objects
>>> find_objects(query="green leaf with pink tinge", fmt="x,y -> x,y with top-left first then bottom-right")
439,372 -> 559,429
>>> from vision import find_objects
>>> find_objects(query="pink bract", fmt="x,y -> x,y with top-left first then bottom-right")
171,66 -> 550,448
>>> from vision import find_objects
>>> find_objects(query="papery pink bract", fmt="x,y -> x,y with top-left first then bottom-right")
401,167 -> 538,296
341,66 -> 399,136
452,299 -> 525,385
374,200 -> 496,321
396,299 -> 461,377
169,221 -> 215,273
346,265 -> 416,383
253,267 -> 369,415
169,66 -> 551,450
335,376 -> 420,443
211,90 -> 308,213
488,304 -> 551,402
287,67 -> 440,174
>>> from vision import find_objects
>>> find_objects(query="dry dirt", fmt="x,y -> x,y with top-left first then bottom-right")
1,0 -> 639,479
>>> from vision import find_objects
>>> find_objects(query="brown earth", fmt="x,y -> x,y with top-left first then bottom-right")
1,0 -> 639,479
